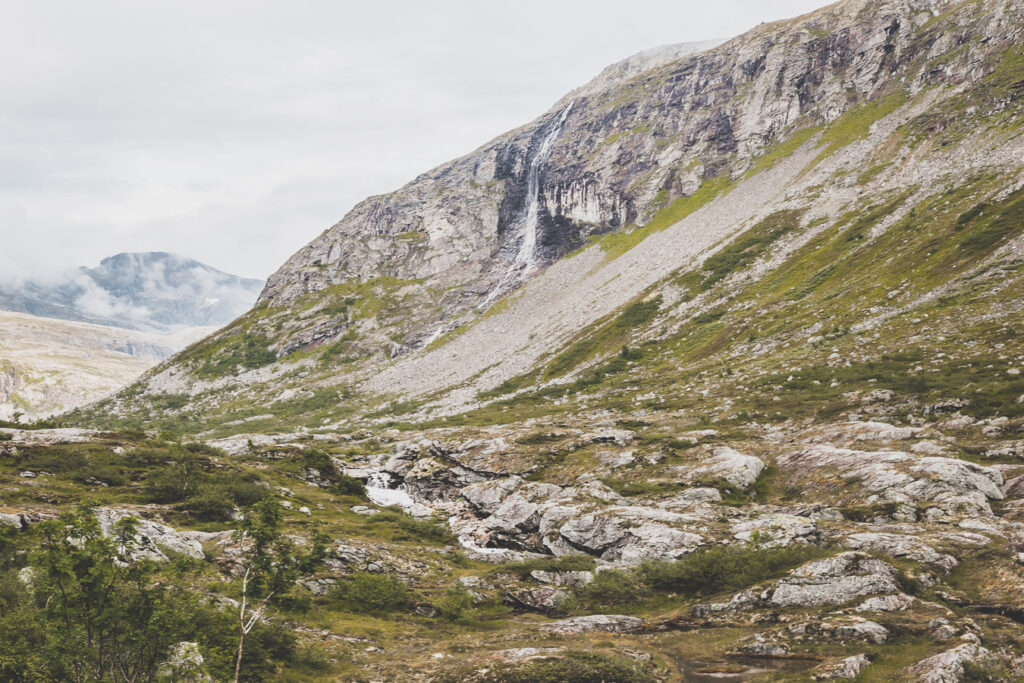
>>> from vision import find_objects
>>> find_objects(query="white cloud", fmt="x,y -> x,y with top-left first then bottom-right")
0,0 -> 831,281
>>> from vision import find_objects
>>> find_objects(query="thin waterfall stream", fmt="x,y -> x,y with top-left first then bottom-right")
479,100 -> 575,307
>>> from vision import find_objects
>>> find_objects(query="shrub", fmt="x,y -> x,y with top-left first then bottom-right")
181,491 -> 237,522
433,651 -> 657,683
574,570 -> 644,609
331,572 -> 410,613
436,584 -> 475,623
332,474 -> 367,498
639,544 -> 827,597
366,509 -> 453,544
499,555 -> 596,579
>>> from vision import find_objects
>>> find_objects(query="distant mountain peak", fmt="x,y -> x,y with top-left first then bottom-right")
0,252 -> 264,333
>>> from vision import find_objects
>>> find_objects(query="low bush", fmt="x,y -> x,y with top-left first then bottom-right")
433,651 -> 657,683
331,572 -> 410,614
366,509 -> 454,544
436,584 -> 475,623
639,544 -> 827,597
498,555 -> 596,579
574,570 -> 644,609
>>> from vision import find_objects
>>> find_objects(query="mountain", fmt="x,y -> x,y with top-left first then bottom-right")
88,0 -> 1024,434
0,252 -> 264,333
14,0 -> 1024,678
0,311 -> 213,420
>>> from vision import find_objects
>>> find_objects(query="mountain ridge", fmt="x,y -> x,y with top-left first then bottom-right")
0,251 -> 264,333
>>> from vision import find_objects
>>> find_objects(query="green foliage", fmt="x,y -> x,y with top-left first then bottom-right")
813,92 -> 908,163
693,310 -> 725,324
300,449 -> 367,498
515,431 -> 566,445
544,297 -> 660,379
192,333 -> 277,379
498,554 -> 596,579
574,569 -> 644,609
434,651 -> 657,683
435,583 -> 475,623
331,572 -> 411,614
143,448 -> 268,521
0,503 -> 295,682
700,209 -> 804,289
594,176 -> 734,262
638,544 -> 827,597
958,186 -> 1024,253
365,508 -> 455,544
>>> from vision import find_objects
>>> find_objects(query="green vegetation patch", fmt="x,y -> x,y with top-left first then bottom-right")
699,209 -> 806,290
434,651 -> 658,683
812,92 -> 908,164
593,176 -> 734,262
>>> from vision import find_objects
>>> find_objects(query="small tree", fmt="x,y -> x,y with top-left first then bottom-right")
232,499 -> 327,683
31,503 -> 190,683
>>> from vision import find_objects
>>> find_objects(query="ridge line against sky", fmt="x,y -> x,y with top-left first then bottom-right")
0,0 -> 831,281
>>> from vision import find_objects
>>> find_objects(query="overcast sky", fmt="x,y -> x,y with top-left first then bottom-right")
0,0 -> 831,281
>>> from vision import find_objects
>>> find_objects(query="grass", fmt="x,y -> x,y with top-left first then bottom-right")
592,176 -> 734,262
698,209 -> 805,290
812,92 -> 908,165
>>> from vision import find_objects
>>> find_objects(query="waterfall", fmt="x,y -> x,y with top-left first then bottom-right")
481,100 -> 575,307
515,100 -> 575,266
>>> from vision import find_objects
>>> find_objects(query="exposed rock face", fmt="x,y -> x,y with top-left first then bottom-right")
223,0 -> 1023,368
95,509 -> 205,562
769,553 -> 902,607
540,614 -> 643,634
905,643 -> 997,682
777,446 -> 1006,515
815,653 -> 872,680
842,533 -> 958,572
680,447 -> 765,490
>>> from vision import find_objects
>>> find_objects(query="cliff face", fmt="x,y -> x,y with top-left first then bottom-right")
259,0 -> 995,315
82,0 -> 1024,433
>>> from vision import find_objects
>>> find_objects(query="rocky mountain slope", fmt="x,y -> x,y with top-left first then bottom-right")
23,0 -> 1024,679
0,311 -> 211,420
0,252 -> 264,333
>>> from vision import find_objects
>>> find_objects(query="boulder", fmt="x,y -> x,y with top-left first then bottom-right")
659,488 -> 722,507
854,592 -> 915,612
540,614 -> 642,634
556,506 -> 703,565
685,447 -> 765,489
461,477 -> 524,514
95,509 -> 204,561
814,653 -> 871,680
530,570 -> 594,587
769,553 -> 902,608
503,586 -> 570,615
905,643 -> 997,682
843,533 -> 958,572
735,633 -> 788,656
731,514 -> 819,547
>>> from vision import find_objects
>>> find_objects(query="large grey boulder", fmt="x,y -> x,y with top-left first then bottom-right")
540,614 -> 642,634
842,533 -> 958,572
769,553 -> 901,607
904,643 -> 997,682
503,586 -> 570,615
731,514 -> 819,547
556,506 -> 703,564
684,447 -> 765,489
95,509 -> 204,561
814,653 -> 871,680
